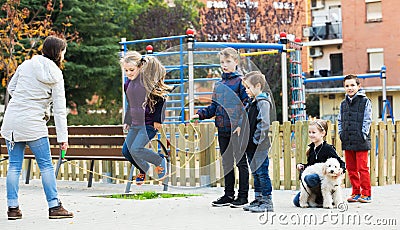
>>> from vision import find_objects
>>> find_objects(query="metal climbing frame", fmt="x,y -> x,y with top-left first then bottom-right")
288,39 -> 306,123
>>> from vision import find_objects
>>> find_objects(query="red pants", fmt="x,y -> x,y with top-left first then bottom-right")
345,150 -> 371,196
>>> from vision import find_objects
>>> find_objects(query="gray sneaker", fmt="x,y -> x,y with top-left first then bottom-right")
249,196 -> 274,213
243,199 -> 261,211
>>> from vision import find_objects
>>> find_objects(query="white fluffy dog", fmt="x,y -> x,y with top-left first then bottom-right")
299,158 -> 344,209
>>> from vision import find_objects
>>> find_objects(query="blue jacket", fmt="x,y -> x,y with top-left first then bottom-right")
197,71 -> 249,133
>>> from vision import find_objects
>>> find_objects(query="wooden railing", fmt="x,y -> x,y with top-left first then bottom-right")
0,120 -> 399,190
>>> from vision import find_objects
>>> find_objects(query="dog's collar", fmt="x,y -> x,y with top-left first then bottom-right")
330,184 -> 340,194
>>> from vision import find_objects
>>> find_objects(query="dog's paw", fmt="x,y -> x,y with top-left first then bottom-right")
300,204 -> 309,208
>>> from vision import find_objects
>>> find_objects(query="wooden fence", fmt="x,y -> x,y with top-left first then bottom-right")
0,120 -> 399,190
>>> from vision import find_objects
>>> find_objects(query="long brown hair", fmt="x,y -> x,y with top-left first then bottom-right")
42,36 -> 67,68
306,119 -> 328,156
121,51 -> 172,111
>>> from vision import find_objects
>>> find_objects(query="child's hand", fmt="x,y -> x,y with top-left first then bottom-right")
123,124 -> 130,132
233,127 -> 241,136
153,122 -> 162,130
296,164 -> 304,171
190,114 -> 199,124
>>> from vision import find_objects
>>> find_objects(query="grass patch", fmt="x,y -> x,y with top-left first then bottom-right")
99,191 -> 201,200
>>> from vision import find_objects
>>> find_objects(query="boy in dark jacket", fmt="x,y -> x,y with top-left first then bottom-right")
192,48 -> 250,207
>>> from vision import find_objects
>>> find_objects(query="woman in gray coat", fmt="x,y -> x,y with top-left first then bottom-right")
1,36 -> 73,220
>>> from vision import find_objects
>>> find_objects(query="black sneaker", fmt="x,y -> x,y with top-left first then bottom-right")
211,195 -> 234,207
230,197 -> 248,208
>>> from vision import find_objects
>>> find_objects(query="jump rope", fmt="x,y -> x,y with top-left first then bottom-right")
58,119 -> 276,190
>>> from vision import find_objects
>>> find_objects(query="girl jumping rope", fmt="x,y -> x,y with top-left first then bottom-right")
120,51 -> 171,182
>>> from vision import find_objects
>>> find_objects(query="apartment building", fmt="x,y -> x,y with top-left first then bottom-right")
197,0 -> 307,44
304,0 -> 400,122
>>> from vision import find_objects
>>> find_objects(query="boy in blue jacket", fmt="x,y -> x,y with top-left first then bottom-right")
192,47 -> 250,207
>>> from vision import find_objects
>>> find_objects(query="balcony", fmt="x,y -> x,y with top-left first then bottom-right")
304,22 -> 342,41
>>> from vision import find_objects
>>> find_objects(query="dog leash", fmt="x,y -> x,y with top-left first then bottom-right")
300,178 -> 312,196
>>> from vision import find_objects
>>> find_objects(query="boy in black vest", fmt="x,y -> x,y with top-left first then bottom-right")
338,74 -> 372,203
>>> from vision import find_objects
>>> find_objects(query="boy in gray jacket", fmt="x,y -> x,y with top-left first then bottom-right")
235,71 -> 274,212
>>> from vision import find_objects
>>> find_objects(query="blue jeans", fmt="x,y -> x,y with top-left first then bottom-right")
125,125 -> 162,172
122,125 -> 157,173
293,173 -> 321,207
6,137 -> 59,208
246,150 -> 272,197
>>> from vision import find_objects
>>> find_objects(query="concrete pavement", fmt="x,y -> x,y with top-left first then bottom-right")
0,178 -> 399,230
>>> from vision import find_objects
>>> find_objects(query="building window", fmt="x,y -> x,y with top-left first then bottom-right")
330,53 -> 343,76
311,0 -> 317,7
365,0 -> 382,22
311,0 -> 325,9
378,95 -> 393,119
367,48 -> 384,72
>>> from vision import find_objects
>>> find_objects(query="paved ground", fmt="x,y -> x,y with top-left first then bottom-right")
0,178 -> 399,230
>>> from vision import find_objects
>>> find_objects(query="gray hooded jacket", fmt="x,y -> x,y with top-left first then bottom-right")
245,92 -> 272,152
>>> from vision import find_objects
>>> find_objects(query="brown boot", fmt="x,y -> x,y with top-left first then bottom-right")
8,207 -> 22,220
49,202 -> 73,219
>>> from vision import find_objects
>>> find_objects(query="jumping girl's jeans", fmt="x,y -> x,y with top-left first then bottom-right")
6,137 -> 60,208
122,125 -> 157,173
125,125 -> 162,172
345,150 -> 371,196
246,150 -> 272,198
218,132 -> 249,199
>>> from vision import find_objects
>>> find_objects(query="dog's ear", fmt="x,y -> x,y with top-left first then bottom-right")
322,164 -> 327,175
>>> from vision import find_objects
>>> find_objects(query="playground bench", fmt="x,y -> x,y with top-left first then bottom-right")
0,125 -> 169,192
